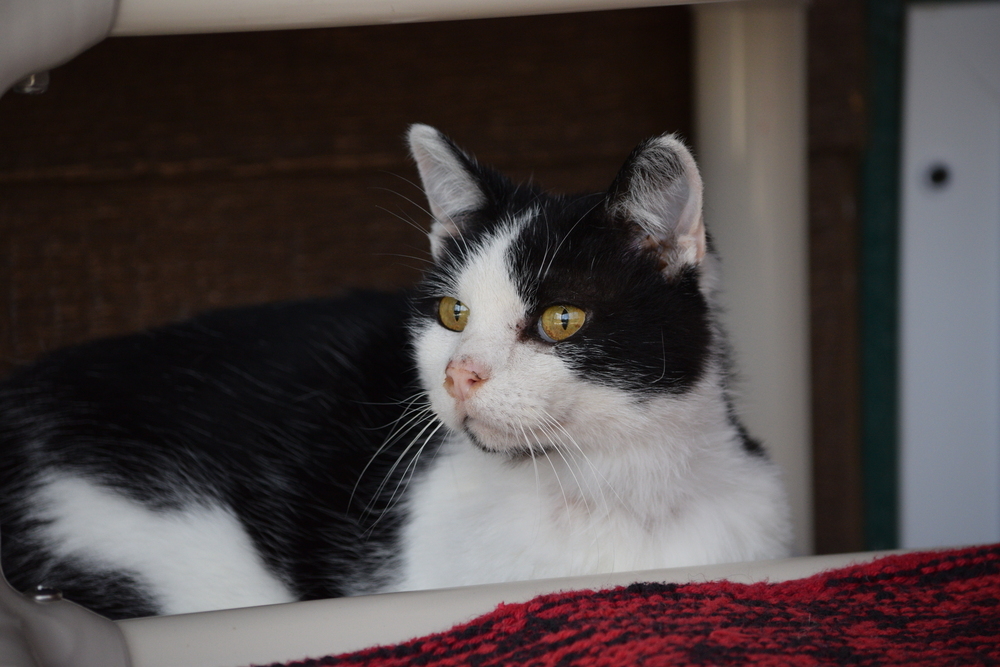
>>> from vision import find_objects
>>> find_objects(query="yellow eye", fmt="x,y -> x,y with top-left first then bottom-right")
437,297 -> 470,332
538,305 -> 586,342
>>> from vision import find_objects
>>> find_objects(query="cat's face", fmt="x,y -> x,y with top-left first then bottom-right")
408,126 -> 715,458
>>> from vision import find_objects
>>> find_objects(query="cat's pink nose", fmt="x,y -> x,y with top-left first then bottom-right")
444,359 -> 489,401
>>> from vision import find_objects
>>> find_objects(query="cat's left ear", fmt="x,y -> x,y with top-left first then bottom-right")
408,124 -> 486,261
606,134 -> 706,272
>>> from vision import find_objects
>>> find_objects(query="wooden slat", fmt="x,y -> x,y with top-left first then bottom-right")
807,0 -> 867,554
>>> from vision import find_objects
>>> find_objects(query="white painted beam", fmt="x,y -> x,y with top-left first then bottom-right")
0,0 -> 117,97
110,0 -> 725,36
693,0 -> 812,556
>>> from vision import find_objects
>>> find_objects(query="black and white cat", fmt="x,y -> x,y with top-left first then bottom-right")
0,126 -> 790,620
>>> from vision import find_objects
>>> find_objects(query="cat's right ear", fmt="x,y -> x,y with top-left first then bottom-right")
408,124 -> 485,260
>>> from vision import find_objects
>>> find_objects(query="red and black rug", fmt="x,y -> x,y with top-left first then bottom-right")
271,544 -> 1000,666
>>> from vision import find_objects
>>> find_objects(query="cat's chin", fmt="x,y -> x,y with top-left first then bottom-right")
461,418 -> 551,461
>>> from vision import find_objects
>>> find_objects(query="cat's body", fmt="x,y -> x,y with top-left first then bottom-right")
0,126 -> 790,619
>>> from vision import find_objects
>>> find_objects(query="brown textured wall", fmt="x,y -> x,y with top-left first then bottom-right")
0,7 -> 693,375
808,0 -> 867,554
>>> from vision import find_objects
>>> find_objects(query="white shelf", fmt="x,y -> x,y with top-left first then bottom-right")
110,0 -> 720,36
120,550 -> 903,667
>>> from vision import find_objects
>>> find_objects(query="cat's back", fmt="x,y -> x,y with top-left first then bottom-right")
0,291 -> 424,617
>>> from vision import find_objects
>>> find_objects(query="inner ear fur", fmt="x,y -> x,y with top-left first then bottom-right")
408,124 -> 485,261
605,134 -> 706,272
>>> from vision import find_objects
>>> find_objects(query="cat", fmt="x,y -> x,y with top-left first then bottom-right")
0,125 -> 791,620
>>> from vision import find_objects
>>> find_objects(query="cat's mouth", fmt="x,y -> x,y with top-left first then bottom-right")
462,417 -> 553,460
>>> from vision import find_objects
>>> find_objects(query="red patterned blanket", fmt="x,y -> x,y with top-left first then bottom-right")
270,544 -> 1000,666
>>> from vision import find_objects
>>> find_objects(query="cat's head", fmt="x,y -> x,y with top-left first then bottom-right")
408,125 -> 718,458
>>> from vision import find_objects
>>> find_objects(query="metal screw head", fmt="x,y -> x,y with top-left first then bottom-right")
925,162 -> 951,189
14,72 -> 50,95
32,585 -> 63,603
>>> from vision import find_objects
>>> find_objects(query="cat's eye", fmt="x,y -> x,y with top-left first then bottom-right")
538,305 -> 586,342
437,297 -> 470,332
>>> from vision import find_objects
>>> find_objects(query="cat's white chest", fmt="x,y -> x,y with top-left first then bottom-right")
397,438 -> 715,591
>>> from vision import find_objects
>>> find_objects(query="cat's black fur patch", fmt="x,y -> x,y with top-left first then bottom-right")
0,292 -> 438,617
732,415 -> 766,456
508,201 -> 711,395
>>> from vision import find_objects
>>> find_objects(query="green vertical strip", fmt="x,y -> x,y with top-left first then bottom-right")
861,0 -> 905,550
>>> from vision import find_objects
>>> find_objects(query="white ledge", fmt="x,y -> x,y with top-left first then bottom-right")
110,0 -> 730,36
119,550 -> 907,667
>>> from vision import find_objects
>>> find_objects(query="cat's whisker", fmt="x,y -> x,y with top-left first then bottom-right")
514,417 -> 537,463
511,418 -> 552,579
363,434 -> 428,523
440,198 -> 475,261
451,223 -> 474,263
539,408 -> 630,520
364,446 -> 425,536
379,410 -> 437,468
531,417 -> 601,545
540,442 -> 602,555
515,188 -> 548,223
432,233 -> 473,278
369,420 -> 447,533
373,183 -> 474,262
528,431 -> 543,539
354,399 -> 431,455
373,203 -> 434,238
365,409 -> 443,515
530,206 -> 561,284
367,443 -> 438,537
350,399 -> 436,510
381,169 -> 426,194
371,186 -> 437,226
377,172 -> 470,251
535,227 -> 554,285
371,251 -> 434,269
542,430 -> 590,499
355,389 -> 429,411
541,448 -> 573,526
656,328 -> 668,385
540,199 -> 602,282
532,408 -> 623,548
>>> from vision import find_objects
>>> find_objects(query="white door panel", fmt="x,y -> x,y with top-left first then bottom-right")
899,1 -> 1000,548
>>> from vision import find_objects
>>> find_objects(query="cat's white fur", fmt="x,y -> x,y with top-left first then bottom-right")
400,125 -> 790,589
35,475 -> 295,614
